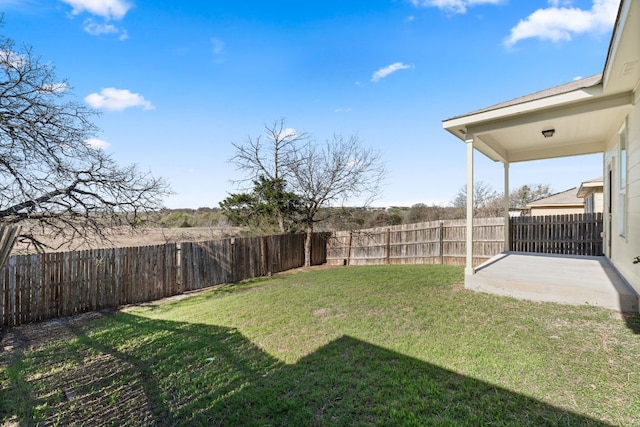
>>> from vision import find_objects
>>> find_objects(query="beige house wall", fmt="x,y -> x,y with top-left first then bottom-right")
594,191 -> 604,213
605,87 -> 640,293
529,206 -> 584,216
583,191 -> 604,213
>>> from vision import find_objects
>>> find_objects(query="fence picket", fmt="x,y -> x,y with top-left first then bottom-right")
509,213 -> 603,256
326,218 -> 505,266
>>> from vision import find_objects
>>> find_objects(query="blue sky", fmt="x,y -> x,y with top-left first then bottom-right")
1,0 -> 620,208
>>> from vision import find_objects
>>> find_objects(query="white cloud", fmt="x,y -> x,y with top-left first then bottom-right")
335,107 -> 352,113
409,0 -> 503,14
85,88 -> 154,111
371,62 -> 413,83
504,0 -> 619,47
85,138 -> 110,150
211,38 -> 224,55
278,128 -> 298,139
61,0 -> 131,20
83,20 -> 118,35
0,49 -> 26,68
40,82 -> 68,93
62,0 -> 131,39
82,19 -> 129,40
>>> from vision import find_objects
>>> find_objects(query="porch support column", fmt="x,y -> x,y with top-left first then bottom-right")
465,134 -> 475,275
503,161 -> 510,252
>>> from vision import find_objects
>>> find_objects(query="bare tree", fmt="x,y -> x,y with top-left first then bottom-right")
451,181 -> 501,217
229,118 -> 310,232
510,183 -> 553,209
289,133 -> 386,266
227,120 -> 385,266
0,29 -> 170,251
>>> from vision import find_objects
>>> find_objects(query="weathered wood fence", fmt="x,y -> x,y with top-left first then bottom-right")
0,213 -> 605,328
326,218 -> 505,267
0,233 -> 326,328
510,213 -> 604,256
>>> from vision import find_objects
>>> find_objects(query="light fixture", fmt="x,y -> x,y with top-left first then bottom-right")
542,129 -> 555,138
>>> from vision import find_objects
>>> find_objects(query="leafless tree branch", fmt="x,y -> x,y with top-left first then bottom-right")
0,26 -> 171,252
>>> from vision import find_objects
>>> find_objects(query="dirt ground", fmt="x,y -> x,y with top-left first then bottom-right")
1,310 -> 112,356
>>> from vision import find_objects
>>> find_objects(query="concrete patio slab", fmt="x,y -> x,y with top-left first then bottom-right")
466,252 -> 639,312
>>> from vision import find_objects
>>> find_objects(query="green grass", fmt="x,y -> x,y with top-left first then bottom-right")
1,265 -> 639,426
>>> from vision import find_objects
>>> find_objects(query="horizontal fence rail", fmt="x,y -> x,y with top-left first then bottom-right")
509,213 -> 604,256
1,233 -> 326,328
326,218 -> 505,267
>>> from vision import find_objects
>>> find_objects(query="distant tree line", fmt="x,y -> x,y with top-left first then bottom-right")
154,179 -> 552,234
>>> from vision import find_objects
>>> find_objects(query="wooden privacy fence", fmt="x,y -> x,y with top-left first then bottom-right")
326,218 -> 505,267
509,213 -> 604,256
181,233 -> 327,291
0,233 -> 326,328
0,213 -> 605,328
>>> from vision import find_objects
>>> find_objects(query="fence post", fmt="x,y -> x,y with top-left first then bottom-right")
230,237 -> 236,282
346,232 -> 353,266
385,228 -> 391,265
261,236 -> 270,276
439,222 -> 444,265
175,245 -> 182,292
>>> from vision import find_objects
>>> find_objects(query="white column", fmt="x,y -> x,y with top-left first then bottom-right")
503,161 -> 510,252
465,135 -> 474,275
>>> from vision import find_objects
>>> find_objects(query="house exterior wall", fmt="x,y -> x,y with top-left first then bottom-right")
529,206 -> 584,216
605,87 -> 640,293
584,191 -> 604,213
595,191 -> 604,213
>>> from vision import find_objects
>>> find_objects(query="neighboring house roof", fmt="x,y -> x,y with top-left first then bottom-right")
577,176 -> 604,198
526,188 -> 582,208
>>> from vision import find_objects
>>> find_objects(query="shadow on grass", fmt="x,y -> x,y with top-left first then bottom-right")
623,312 -> 640,334
2,313 -> 612,426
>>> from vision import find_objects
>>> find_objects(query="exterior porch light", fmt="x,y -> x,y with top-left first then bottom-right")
542,129 -> 555,138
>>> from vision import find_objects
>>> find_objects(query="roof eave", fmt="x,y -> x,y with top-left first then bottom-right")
442,80 -> 605,140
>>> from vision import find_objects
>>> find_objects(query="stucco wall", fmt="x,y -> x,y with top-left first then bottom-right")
605,87 -> 640,293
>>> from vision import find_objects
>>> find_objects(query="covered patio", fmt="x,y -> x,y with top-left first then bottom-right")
442,74 -> 638,312
469,252 -> 638,312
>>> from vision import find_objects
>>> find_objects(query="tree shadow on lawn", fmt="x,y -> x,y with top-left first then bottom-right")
2,312 -> 612,426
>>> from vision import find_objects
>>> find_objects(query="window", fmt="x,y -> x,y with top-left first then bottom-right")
618,121 -> 628,237
585,194 -> 594,213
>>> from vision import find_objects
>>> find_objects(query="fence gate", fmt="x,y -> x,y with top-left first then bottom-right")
509,213 -> 604,256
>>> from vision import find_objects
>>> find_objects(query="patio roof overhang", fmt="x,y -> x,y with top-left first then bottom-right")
442,82 -> 633,164
442,0 -> 639,165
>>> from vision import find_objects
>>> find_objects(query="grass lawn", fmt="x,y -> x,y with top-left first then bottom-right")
1,265 -> 639,426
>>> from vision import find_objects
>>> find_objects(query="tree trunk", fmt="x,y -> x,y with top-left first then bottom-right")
0,226 -> 20,269
304,223 -> 313,267
277,211 -> 285,233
